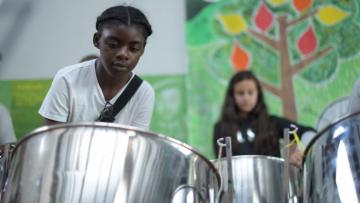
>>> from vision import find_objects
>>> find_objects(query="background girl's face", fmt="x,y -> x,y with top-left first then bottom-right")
233,79 -> 258,114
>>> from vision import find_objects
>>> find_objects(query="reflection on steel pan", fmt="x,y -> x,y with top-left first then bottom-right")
303,111 -> 360,203
213,155 -> 301,203
2,123 -> 220,203
0,142 -> 16,200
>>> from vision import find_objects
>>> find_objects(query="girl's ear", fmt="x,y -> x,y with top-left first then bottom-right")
93,32 -> 100,48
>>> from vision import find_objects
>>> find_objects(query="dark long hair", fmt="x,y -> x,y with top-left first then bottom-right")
216,71 -> 278,156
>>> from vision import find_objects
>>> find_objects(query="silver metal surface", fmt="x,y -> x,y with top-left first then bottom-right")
0,142 -> 16,200
303,111 -> 360,203
213,155 -> 301,203
283,128 -> 290,203
2,123 -> 220,203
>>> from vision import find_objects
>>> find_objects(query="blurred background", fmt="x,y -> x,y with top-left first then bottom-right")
1,0 -> 359,158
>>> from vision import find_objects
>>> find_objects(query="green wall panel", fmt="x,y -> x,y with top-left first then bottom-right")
0,75 -> 187,143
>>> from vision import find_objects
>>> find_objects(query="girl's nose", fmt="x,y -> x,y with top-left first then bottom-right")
116,47 -> 129,60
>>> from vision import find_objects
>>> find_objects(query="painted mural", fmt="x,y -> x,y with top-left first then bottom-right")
186,0 -> 360,158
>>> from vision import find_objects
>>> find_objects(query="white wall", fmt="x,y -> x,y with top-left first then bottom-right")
0,0 -> 187,80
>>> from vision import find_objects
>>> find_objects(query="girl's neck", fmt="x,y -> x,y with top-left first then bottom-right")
239,111 -> 250,119
95,60 -> 132,101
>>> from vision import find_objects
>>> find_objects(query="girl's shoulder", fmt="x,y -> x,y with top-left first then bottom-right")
269,115 -> 291,122
214,121 -> 221,129
269,115 -> 316,134
268,115 -> 295,129
55,60 -> 94,80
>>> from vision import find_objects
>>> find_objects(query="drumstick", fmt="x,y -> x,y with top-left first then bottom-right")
225,137 -> 234,203
283,128 -> 290,203
216,137 -> 234,203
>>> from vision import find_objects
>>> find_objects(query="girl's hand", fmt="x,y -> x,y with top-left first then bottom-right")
289,146 -> 303,167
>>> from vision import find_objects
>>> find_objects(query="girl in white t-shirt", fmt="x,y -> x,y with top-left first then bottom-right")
39,6 -> 155,130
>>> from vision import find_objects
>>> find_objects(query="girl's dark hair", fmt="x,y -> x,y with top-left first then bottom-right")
216,71 -> 278,156
96,5 -> 152,39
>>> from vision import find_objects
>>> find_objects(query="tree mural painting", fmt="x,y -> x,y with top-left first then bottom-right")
215,0 -> 358,121
185,0 -> 360,158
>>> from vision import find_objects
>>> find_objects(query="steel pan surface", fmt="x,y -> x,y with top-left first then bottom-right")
0,142 -> 16,200
2,123 -> 220,203
303,111 -> 360,203
213,155 -> 301,203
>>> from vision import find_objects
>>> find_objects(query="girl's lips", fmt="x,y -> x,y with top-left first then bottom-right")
112,62 -> 127,68
113,62 -> 127,66
112,65 -> 128,71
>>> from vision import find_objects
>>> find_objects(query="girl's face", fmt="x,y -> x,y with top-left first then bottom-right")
233,79 -> 258,114
94,24 -> 146,78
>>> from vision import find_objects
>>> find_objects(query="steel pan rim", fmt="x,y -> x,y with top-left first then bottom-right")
316,96 -> 350,130
302,110 -> 360,164
212,154 -> 285,162
14,122 -> 221,185
211,154 -> 300,168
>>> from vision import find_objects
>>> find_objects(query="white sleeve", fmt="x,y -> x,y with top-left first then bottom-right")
0,105 -> 17,144
131,84 -> 155,130
349,78 -> 360,114
38,74 -> 70,122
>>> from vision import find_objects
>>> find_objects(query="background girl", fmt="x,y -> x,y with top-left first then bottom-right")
213,71 -> 315,164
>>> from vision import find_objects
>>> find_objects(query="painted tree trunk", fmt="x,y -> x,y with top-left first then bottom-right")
278,16 -> 297,121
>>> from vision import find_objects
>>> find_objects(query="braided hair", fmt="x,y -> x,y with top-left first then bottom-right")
96,5 -> 152,41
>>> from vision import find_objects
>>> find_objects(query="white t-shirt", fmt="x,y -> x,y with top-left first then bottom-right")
39,60 -> 155,130
0,104 -> 17,144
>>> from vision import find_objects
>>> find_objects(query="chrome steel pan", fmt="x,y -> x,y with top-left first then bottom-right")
2,123 -> 220,203
303,111 -> 360,203
213,155 -> 301,203
0,143 -> 16,200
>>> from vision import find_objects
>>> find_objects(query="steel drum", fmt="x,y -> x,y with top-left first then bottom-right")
2,123 -> 220,203
303,111 -> 360,203
213,155 -> 301,203
0,143 -> 16,200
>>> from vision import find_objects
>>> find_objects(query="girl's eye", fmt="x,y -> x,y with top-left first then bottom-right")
130,47 -> 140,52
106,41 -> 118,48
236,91 -> 244,96
129,45 -> 142,52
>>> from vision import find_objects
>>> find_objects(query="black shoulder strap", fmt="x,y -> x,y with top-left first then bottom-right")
112,74 -> 143,116
97,75 -> 143,122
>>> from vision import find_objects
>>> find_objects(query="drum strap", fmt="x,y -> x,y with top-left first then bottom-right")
96,75 -> 143,122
